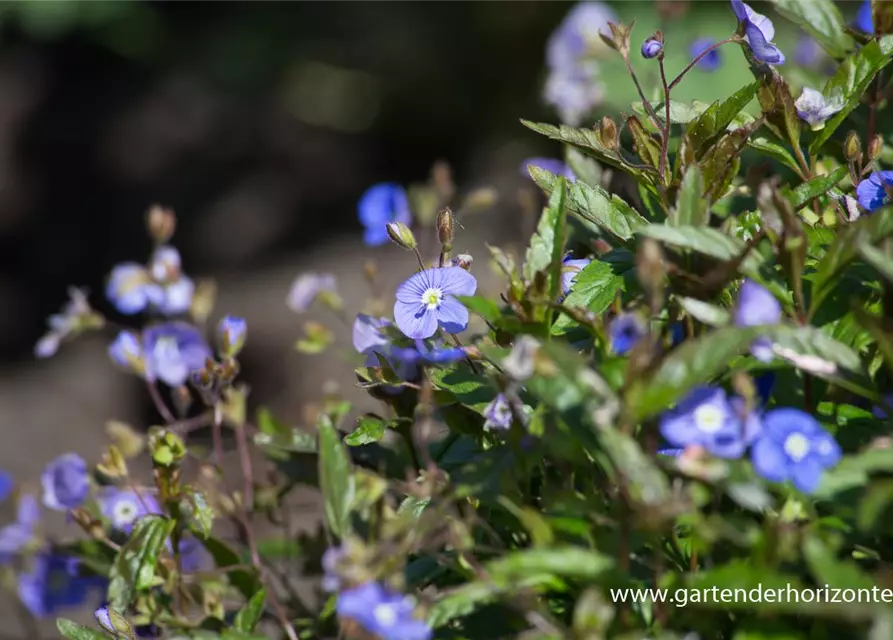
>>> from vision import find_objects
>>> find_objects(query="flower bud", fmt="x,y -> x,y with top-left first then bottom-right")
599,116 -> 619,150
844,130 -> 862,163
95,606 -> 135,639
449,253 -> 474,270
641,34 -> 664,59
148,427 -> 187,467
436,207 -> 454,246
97,445 -> 128,479
385,221 -> 417,250
869,134 -> 884,161
146,205 -> 176,245
217,315 -> 247,358
108,331 -> 145,377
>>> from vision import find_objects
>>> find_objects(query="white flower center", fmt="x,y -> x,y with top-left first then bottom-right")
784,433 -> 810,462
372,603 -> 398,628
421,287 -> 443,310
693,405 -> 724,434
114,500 -> 138,525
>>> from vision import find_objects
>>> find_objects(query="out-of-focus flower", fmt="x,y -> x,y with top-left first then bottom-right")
98,488 -> 161,534
94,607 -> 134,638
393,267 -> 477,340
544,68 -> 605,126
873,394 -> 893,419
0,469 -> 12,504
147,246 -> 194,316
794,88 -> 843,130
751,408 -> 841,494
731,0 -> 785,65
389,340 -> 468,366
217,315 -> 247,358
106,263 -> 164,316
35,288 -> 100,359
177,536 -> 209,573
755,372 -> 776,407
503,336 -> 540,382
483,394 -> 513,430
733,279 -> 782,363
143,322 -> 212,388
321,546 -> 344,592
641,37 -> 663,59
794,35 -> 824,68
690,38 -> 722,71
856,170 -> 893,212
19,552 -> 104,619
561,255 -> 591,298
108,331 -> 145,376
337,582 -> 432,640
286,273 -> 338,313
657,448 -> 684,456
855,0 -> 873,34
610,313 -> 647,355
41,454 -> 90,512
660,386 -> 761,459
0,494 -> 39,564
358,183 -> 413,247
521,157 -> 576,182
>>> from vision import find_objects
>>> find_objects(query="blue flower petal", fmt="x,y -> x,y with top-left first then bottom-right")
751,436 -> 789,483
790,458 -> 824,494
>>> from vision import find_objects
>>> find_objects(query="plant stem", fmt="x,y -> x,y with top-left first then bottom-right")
658,56 -> 672,181
147,381 -> 177,424
668,38 -> 735,91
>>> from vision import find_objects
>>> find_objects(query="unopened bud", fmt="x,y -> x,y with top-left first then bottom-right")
641,33 -> 664,59
219,357 -> 240,382
385,221 -> 417,250
216,315 -> 247,358
844,131 -> 862,163
193,366 -> 214,390
600,116 -> 619,150
146,205 -> 176,245
436,207 -> 454,246
148,427 -> 187,467
869,134 -> 883,161
95,607 -> 135,640
97,445 -> 128,479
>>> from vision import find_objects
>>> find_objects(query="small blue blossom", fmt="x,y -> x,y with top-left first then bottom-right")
286,272 -> 338,313
521,157 -> 576,182
733,279 -> 782,363
560,255 -> 590,298
610,313 -> 647,355
143,322 -> 212,388
0,469 -> 12,504
0,494 -> 39,564
731,0 -> 785,65
660,386 -> 761,459
178,536 -> 209,573
856,170 -> 893,213
217,315 -> 247,358
41,453 -> 90,512
873,394 -> 893,419
641,37 -> 663,59
19,552 -> 104,618
337,582 -> 432,640
544,68 -> 606,126
108,330 -> 145,375
106,263 -> 163,316
34,288 -> 95,359
321,546 -> 344,592
690,38 -> 722,72
794,35 -> 823,68
855,0 -> 874,34
353,314 -> 393,357
98,487 -> 161,534
484,394 -> 513,430
148,246 -> 194,315
751,408 -> 841,494
546,2 -> 617,71
358,183 -> 413,247
794,87 -> 843,130
394,267 -> 477,340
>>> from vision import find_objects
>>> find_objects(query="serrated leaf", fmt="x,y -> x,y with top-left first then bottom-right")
344,415 -> 402,446
671,165 -> 708,226
552,259 -> 628,335
631,99 -> 703,124
686,82 -> 758,153
677,296 -> 732,327
107,515 -> 174,611
524,176 -> 567,307
810,36 -> 893,153
318,415 -> 355,539
180,488 -> 214,539
768,0 -> 853,59
529,166 -> 647,243
234,588 -> 266,633
56,619 -> 108,640
785,166 -> 848,210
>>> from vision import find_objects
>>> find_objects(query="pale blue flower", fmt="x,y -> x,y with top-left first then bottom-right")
217,315 -> 247,358
34,288 -> 95,359
98,488 -> 161,534
19,552 -> 104,618
0,494 -> 39,564
521,158 -> 576,182
106,264 -> 163,315
41,453 -> 90,512
733,279 -> 782,363
561,255 -> 590,297
359,183 -> 412,247
484,394 -> 513,430
544,68 -> 605,126
337,582 -> 432,640
690,38 -> 721,71
143,322 -> 212,387
108,331 -> 144,375
610,313 -> 646,355
393,267 -> 477,340
856,171 -> 893,212
731,0 -> 785,65
546,2 -> 617,71
794,87 -> 843,130
148,246 -> 194,315
321,546 -> 344,592
641,38 -> 663,59
855,0 -> 873,34
286,272 -> 338,313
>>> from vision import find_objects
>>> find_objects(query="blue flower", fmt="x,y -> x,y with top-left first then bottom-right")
337,582 -> 432,640
143,322 -> 212,387
484,394 -> 513,430
0,469 -> 12,504
352,315 -> 419,391
106,264 -> 164,315
217,315 -> 247,358
751,408 -> 841,494
98,487 -> 161,534
41,453 -> 90,512
178,536 -> 209,573
670,322 -> 686,346
856,171 -> 893,212
546,2 -> 617,72
394,267 -> 477,340
659,386 -> 761,459
0,494 -> 39,564
755,372 -> 776,407
731,0 -> 785,65
733,279 -> 782,363
321,546 -> 345,592
358,183 -> 412,247
610,313 -> 646,355
794,87 -> 843,130
521,158 -> 576,182
855,0 -> 874,34
148,246 -> 194,316
641,37 -> 663,59
286,272 -> 338,313
794,35 -> 823,68
873,393 -> 893,419
390,340 -> 468,366
109,330 -> 145,375
657,448 -> 684,456
544,68 -> 606,126
18,552 -> 104,618
34,288 -> 96,359
94,607 -> 134,637
690,38 -> 722,72
560,255 -> 590,298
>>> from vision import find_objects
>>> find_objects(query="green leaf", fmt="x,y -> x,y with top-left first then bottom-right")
635,224 -> 763,273
810,207 -> 893,315
768,0 -> 853,59
524,175 -> 567,308
552,259 -> 628,335
676,296 -> 732,327
107,515 -> 174,611
198,536 -> 261,600
253,428 -> 318,458
671,164 -> 708,226
345,415 -> 408,446
686,82 -> 758,153
858,241 -> 893,284
456,295 -> 504,325
318,414 -> 356,539
56,619 -> 108,640
785,166 -> 848,210
428,364 -> 494,409
234,588 -> 267,633
256,406 -> 289,437
810,36 -> 893,153
802,534 -> 876,592
631,99 -> 703,124
747,134 -> 802,174
180,488 -> 214,539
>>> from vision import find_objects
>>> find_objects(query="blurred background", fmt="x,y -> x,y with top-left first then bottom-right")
0,0 -> 866,630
